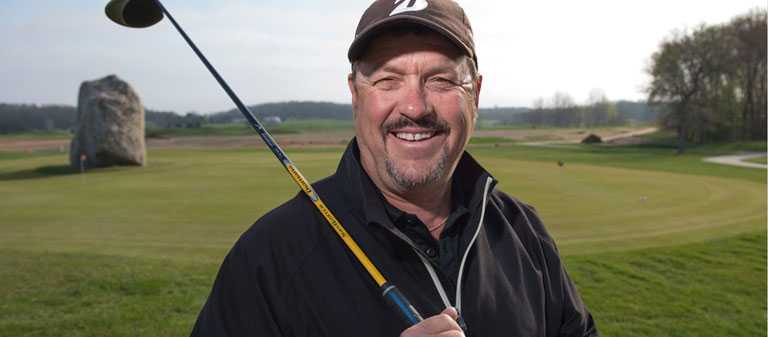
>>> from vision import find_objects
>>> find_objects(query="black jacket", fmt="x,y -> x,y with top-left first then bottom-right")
190,140 -> 598,337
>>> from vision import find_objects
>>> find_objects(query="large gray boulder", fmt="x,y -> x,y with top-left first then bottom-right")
70,75 -> 146,168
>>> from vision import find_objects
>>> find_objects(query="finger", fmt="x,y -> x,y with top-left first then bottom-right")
400,310 -> 463,337
419,311 -> 462,332
441,307 -> 458,320
435,331 -> 465,337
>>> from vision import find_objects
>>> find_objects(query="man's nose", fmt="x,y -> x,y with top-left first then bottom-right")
397,81 -> 428,119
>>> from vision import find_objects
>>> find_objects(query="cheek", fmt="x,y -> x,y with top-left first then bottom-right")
355,93 -> 393,145
463,102 -> 477,131
357,92 -> 397,128
433,93 -> 473,132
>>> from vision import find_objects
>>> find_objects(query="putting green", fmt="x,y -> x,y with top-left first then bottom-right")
483,158 -> 765,255
0,148 -> 764,261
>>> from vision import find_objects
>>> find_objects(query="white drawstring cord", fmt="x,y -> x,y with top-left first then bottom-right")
455,177 -> 493,313
385,227 -> 454,309
411,176 -> 493,315
389,176 -> 494,329
416,253 -> 453,308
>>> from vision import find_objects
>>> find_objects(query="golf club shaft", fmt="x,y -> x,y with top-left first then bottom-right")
150,0 -> 424,326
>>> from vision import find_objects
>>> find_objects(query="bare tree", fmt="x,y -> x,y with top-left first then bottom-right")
551,92 -> 577,127
586,88 -> 620,126
530,97 -> 546,128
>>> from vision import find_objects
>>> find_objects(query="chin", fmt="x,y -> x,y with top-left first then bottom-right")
385,156 -> 448,190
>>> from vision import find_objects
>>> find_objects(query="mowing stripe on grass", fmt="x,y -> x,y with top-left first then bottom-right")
1,231 -> 763,337
567,231 -> 766,337
0,148 -> 764,259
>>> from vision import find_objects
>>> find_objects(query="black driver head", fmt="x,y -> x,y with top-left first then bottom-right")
105,0 -> 164,28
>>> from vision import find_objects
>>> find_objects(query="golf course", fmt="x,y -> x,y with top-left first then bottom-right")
0,130 -> 765,336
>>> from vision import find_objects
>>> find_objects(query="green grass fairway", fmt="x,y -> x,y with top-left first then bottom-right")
0,130 -> 71,140
1,142 -> 765,336
1,232 -> 762,337
568,231 -> 766,337
1,147 -> 762,258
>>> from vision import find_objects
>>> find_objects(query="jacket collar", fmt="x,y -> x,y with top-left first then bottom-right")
336,138 -> 496,228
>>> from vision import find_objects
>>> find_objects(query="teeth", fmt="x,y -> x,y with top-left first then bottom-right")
395,132 -> 434,141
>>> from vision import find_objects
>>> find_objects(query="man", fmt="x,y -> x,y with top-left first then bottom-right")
191,1 -> 598,336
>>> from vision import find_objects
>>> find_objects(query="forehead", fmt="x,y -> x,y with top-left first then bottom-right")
356,29 -> 464,74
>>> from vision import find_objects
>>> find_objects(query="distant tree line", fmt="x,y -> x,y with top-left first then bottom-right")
145,110 -> 205,129
0,104 -> 207,134
0,98 -> 657,134
0,102 -> 354,133
209,101 -> 353,123
525,91 -> 629,127
476,107 -> 528,124
479,94 -> 657,127
647,9 -> 767,153
0,104 -> 76,133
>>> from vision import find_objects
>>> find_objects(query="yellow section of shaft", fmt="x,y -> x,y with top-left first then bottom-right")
285,163 -> 387,287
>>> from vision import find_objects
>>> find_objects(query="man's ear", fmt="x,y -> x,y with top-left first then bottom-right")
348,73 -> 358,113
473,75 -> 483,109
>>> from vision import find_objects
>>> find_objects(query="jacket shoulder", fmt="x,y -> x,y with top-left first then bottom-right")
235,174 -> 339,271
489,189 -> 557,249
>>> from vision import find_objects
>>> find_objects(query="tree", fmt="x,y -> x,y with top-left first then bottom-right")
586,89 -> 621,126
647,26 -> 742,151
647,28 -> 708,153
529,97 -> 546,128
551,92 -> 577,127
647,9 -> 767,153
584,89 -> 605,127
729,9 -> 767,140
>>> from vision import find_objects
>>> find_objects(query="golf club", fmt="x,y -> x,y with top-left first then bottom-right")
105,0 -> 426,327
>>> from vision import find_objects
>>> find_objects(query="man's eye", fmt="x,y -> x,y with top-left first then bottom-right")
427,77 -> 458,90
373,78 -> 399,89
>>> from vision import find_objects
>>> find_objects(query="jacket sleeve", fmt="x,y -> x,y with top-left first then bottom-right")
555,266 -> 599,337
513,198 -> 599,337
535,233 -> 598,337
189,242 -> 285,337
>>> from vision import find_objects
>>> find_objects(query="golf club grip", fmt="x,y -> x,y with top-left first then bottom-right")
384,284 -> 469,333
382,283 -> 424,326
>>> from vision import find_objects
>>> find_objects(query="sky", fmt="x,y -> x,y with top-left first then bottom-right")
1,0 -> 764,114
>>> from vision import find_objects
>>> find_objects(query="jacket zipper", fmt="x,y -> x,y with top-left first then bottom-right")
383,177 -> 494,329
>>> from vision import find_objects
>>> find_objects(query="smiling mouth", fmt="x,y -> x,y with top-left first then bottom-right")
392,131 -> 440,142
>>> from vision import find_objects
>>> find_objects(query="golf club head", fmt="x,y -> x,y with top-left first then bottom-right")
105,0 -> 164,28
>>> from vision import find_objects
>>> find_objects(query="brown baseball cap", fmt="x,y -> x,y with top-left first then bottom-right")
347,0 -> 477,67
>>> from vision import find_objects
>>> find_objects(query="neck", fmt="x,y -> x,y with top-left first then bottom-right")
380,181 -> 452,240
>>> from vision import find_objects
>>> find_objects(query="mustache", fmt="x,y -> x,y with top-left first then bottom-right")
382,115 -> 450,134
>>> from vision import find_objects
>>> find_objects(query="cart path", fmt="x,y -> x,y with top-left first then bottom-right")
703,153 -> 767,169
522,127 -> 659,147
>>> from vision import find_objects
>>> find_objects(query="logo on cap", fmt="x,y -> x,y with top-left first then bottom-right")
390,0 -> 428,16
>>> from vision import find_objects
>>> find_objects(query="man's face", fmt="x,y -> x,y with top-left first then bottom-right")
348,31 -> 482,194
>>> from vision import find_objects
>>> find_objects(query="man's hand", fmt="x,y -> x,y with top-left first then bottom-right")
400,307 -> 465,337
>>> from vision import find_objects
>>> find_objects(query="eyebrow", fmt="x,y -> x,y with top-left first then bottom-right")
376,65 -> 406,75
369,64 -> 461,78
423,66 -> 461,77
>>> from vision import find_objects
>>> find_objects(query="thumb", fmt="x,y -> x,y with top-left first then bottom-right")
441,307 -> 458,320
